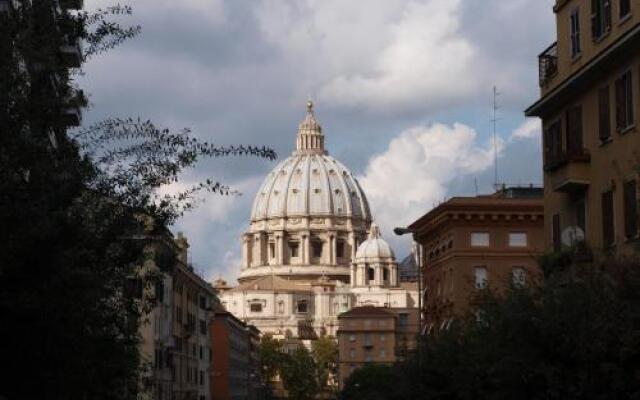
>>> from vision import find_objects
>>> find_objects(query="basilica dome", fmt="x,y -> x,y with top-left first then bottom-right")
250,102 -> 371,222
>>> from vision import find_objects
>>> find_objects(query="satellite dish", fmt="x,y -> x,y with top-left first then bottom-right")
561,226 -> 585,248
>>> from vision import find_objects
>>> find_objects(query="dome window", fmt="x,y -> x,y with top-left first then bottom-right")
273,190 -> 279,195
351,191 -> 357,197
329,169 -> 335,175
312,168 -> 319,175
280,170 -> 287,175
314,188 -> 321,194
336,240 -> 346,258
334,189 -> 341,195
292,188 -> 299,194
296,168 -> 302,174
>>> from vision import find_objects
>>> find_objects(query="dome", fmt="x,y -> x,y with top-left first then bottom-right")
250,101 -> 371,222
355,223 -> 395,260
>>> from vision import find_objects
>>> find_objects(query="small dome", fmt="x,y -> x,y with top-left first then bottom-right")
355,223 -> 395,260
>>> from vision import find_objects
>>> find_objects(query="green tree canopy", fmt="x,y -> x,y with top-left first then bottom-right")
280,346 -> 320,400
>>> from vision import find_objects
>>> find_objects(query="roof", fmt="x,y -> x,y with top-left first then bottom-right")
408,192 -> 544,233
230,275 -> 312,293
338,306 -> 396,319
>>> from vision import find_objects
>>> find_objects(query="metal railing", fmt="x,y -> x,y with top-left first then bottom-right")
538,42 -> 558,86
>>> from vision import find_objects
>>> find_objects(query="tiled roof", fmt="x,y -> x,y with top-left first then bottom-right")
231,275 -> 312,293
338,306 -> 395,318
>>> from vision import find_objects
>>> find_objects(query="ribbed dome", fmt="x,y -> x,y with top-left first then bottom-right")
355,223 -> 395,260
250,101 -> 371,222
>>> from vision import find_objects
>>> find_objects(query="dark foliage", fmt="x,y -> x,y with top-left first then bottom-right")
0,1 -> 275,399
341,258 -> 640,400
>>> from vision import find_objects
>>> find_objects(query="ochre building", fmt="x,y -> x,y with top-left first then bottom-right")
526,0 -> 640,257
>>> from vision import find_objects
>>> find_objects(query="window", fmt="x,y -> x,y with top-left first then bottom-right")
624,179 -> 638,238
620,0 -> 631,18
474,267 -> 487,289
289,241 -> 299,258
598,86 -> 611,141
566,105 -> 583,156
576,196 -> 587,237
199,345 -> 203,360
277,301 -> 284,314
336,240 -> 345,258
508,232 -> 528,247
380,348 -> 386,358
199,370 -> 204,385
269,242 -> 276,259
380,333 -> 385,342
367,266 -> 375,282
544,120 -> 563,166
470,232 -> 490,247
176,306 -> 182,323
512,267 -> 526,287
297,300 -> 308,313
615,70 -> 634,131
383,268 -> 389,282
349,334 -> 356,342
155,281 -> 164,303
364,333 -> 372,346
250,303 -> 263,313
602,189 -> 615,247
570,8 -> 581,57
199,319 -> 206,335
364,319 -> 372,328
553,214 -> 562,252
199,295 -> 206,310
312,240 -> 323,258
398,313 -> 408,327
591,0 -> 611,40
349,348 -> 355,359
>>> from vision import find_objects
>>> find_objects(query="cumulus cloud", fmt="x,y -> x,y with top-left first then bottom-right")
511,118 -> 541,140
358,123 -> 500,241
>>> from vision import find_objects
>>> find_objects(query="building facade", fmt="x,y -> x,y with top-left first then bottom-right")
336,306 -> 419,389
218,102 -> 417,341
139,232 -> 218,400
526,0 -> 640,257
210,305 -> 261,400
407,188 -> 545,329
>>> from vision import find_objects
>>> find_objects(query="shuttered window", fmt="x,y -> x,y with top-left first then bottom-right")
620,0 -> 631,18
591,0 -> 612,40
552,214 -> 561,252
615,70 -> 634,131
602,190 -> 615,247
544,120 -> 562,167
566,105 -> 583,156
624,180 -> 638,238
571,9 -> 582,57
598,86 -> 611,141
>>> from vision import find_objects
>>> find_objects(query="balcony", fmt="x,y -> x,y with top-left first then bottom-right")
59,36 -> 82,68
62,89 -> 85,127
538,42 -> 558,87
547,152 -> 591,193
59,0 -> 83,10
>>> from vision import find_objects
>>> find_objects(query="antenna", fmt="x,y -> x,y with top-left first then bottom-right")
474,177 -> 479,196
491,86 -> 501,190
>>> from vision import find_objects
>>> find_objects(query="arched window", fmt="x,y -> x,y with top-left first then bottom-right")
383,267 -> 389,282
297,300 -> 308,313
312,239 -> 323,258
367,266 -> 375,282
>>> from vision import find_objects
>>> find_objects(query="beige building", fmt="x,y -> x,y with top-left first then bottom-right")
526,0 -> 640,257
407,187 -> 545,329
139,231 -> 218,400
336,306 -> 419,389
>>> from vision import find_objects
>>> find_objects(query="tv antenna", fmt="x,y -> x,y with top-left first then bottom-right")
491,86 -> 500,190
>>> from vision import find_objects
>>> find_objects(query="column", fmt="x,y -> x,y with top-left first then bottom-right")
330,233 -> 337,265
375,265 -> 382,286
242,235 -> 250,268
390,264 -> 397,286
349,232 -> 356,259
350,264 -> 355,287
276,233 -> 285,265
303,232 -> 310,265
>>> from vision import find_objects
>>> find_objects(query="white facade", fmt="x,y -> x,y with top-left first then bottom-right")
218,101 -> 417,340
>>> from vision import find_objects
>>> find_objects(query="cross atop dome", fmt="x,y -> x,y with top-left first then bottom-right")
368,223 -> 381,239
296,98 -> 326,154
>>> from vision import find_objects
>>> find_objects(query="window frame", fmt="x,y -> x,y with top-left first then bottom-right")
474,266 -> 488,289
508,232 -> 528,247
624,179 -> 638,238
619,0 -> 631,19
591,0 -> 612,41
470,232 -> 490,247
615,69 -> 634,132
249,302 -> 263,313
598,85 -> 612,142
570,8 -> 582,57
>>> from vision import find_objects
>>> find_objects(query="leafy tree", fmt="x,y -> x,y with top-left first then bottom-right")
312,335 -> 339,395
259,334 -> 285,385
280,346 -> 320,400
0,2 -> 275,399
340,364 -> 396,400
341,257 -> 640,400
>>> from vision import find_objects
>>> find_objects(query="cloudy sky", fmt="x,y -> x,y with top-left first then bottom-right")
81,0 -> 556,282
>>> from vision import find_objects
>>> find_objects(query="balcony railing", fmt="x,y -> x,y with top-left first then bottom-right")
538,42 -> 558,86
59,35 -> 82,68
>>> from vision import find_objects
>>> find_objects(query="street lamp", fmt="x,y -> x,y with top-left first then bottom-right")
394,227 -> 423,359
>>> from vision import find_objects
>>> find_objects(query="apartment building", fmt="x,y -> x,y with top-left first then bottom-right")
139,231 -> 218,400
526,0 -> 640,257
210,305 -> 262,400
407,187 -> 545,329
336,306 -> 419,389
